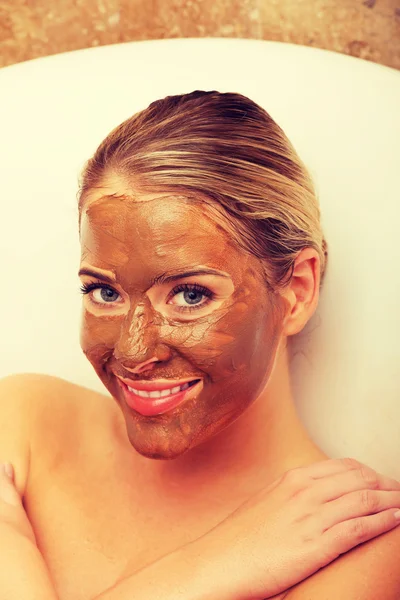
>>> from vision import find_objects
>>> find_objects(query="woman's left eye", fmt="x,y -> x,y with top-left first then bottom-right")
80,282 -> 122,305
168,283 -> 214,312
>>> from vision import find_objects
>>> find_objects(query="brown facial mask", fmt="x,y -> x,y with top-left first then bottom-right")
79,191 -> 287,459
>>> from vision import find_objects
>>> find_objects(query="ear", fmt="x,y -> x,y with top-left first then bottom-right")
280,247 -> 321,337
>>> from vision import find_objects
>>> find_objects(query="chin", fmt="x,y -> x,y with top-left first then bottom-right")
136,448 -> 188,461
125,423 -> 196,460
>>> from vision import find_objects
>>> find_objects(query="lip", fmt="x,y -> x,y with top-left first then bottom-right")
117,378 -> 203,417
117,376 -> 201,392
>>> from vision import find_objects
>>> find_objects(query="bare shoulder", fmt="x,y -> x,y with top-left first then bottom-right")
0,373 -> 112,495
282,449 -> 400,598
0,373 -> 58,495
271,446 -> 400,600
284,525 -> 400,599
281,450 -> 400,599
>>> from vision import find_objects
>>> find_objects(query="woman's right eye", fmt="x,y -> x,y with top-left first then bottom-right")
80,282 -> 122,305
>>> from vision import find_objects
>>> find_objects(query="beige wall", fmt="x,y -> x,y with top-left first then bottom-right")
0,0 -> 399,69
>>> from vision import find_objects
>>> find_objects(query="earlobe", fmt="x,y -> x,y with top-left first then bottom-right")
281,296 -> 296,337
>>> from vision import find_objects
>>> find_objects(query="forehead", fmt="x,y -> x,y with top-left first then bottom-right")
83,192 -> 220,243
80,192 -> 254,284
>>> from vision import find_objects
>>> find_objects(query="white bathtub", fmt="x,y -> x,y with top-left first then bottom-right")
1,39 -> 399,476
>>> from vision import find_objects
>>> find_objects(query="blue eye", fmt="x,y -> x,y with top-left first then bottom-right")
169,283 -> 214,312
80,282 -> 121,305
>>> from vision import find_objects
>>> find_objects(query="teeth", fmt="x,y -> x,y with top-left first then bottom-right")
127,381 -> 192,399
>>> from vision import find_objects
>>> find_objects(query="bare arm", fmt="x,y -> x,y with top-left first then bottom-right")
1,375 -> 400,600
0,471 -> 236,600
91,456 -> 400,600
0,464 -> 58,600
283,525 -> 400,600
2,457 -> 400,600
0,525 -> 232,600
0,532 -> 229,600
4,471 -> 400,600
0,375 -> 57,599
0,526 -> 58,600
91,539 -> 239,600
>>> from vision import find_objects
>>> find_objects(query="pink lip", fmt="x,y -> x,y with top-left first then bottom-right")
117,376 -> 200,392
117,379 -> 203,417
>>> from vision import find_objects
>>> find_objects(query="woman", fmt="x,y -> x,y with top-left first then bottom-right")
1,90 -> 400,600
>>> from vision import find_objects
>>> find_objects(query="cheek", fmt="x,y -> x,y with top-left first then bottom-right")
188,295 -> 284,396
80,311 -> 121,366
175,301 -> 274,382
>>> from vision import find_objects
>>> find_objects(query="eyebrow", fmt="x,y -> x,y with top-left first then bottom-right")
152,269 -> 231,285
78,267 -> 231,286
78,268 -> 116,284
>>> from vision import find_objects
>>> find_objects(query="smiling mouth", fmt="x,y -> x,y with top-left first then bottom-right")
117,378 -> 203,417
126,379 -> 200,398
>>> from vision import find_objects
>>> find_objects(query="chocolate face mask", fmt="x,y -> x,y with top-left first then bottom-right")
79,188 -> 287,460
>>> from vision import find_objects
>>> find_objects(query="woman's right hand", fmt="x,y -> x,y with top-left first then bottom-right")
201,458 -> 400,600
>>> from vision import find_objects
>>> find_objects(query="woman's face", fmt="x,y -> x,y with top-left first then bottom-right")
79,184 -> 288,459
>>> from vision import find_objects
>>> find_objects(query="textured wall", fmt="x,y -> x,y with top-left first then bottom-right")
0,0 -> 399,69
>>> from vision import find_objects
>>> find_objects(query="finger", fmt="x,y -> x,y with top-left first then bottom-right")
0,463 -> 21,507
323,490 -> 400,529
323,509 -> 400,558
291,458 -> 362,481
274,458 -> 371,495
310,466 -> 400,504
301,457 -> 399,486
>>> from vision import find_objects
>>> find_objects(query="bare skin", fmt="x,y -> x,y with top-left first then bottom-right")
9,178 -> 330,599
20,369 -> 326,600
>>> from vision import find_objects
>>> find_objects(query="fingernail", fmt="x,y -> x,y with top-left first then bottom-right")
2,463 -> 14,480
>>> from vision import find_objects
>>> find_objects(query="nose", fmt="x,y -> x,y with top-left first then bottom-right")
113,300 -> 172,373
121,356 -> 159,375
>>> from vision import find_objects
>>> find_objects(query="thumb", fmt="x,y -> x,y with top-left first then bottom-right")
0,462 -> 22,506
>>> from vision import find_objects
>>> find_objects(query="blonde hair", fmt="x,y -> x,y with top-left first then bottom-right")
78,90 -> 328,292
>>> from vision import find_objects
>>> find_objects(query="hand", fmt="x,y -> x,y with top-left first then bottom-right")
0,462 -> 36,545
203,458 -> 400,600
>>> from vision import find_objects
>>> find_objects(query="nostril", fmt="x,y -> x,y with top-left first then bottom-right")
122,356 -> 160,374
